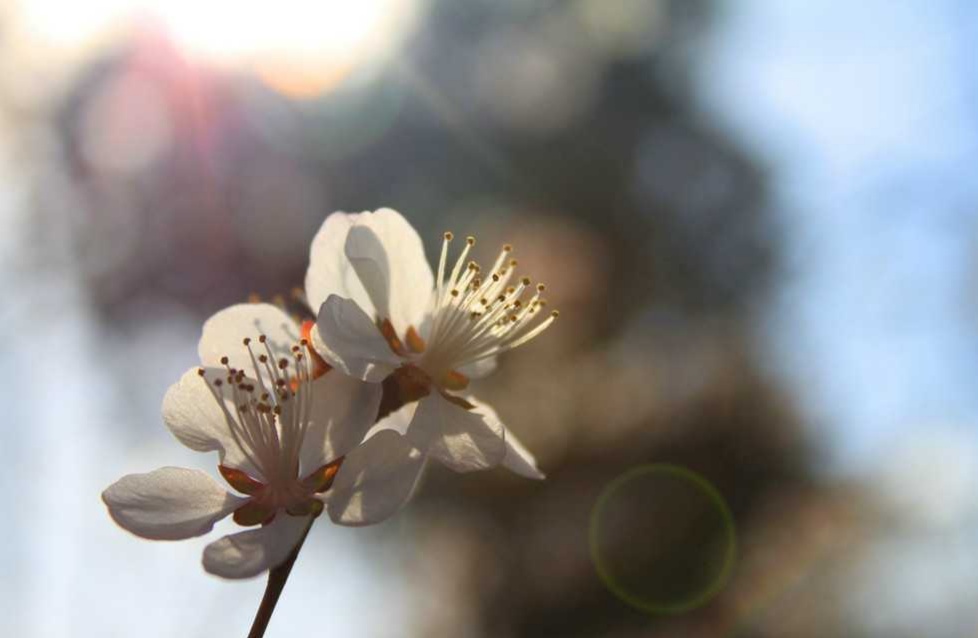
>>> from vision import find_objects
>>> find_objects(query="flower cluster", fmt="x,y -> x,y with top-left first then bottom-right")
103,208 -> 556,578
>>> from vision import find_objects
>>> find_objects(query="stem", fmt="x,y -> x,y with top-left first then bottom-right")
247,516 -> 316,638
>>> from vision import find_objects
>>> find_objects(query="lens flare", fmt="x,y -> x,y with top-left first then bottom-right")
589,464 -> 737,614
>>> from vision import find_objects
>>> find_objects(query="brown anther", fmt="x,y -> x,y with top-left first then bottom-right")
220,356 -> 229,365
197,368 -> 205,376
276,379 -> 286,387
521,277 -> 531,286
261,392 -> 270,401
451,290 -> 459,297
503,243 -> 513,252
291,345 -> 300,352
214,379 -> 223,387
551,310 -> 560,318
278,359 -> 289,369
466,236 -> 475,246
273,405 -> 282,415
444,231 -> 454,241
509,259 -> 518,266
492,274 -> 500,281
258,335 -> 267,343
243,337 -> 251,346
247,293 -> 262,304
537,283 -> 546,292
256,403 -> 271,413
259,354 -> 268,363
507,286 -> 516,294
300,338 -> 309,346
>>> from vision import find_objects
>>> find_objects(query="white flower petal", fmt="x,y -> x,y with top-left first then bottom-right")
202,513 -> 310,579
469,400 -> 545,479
102,467 -> 245,541
298,372 -> 383,476
327,430 -> 426,526
198,303 -> 301,379
457,357 -> 498,379
314,295 -> 400,382
305,212 -> 375,314
407,393 -> 507,473
162,368 -> 263,478
344,208 -> 434,335
364,401 -> 417,439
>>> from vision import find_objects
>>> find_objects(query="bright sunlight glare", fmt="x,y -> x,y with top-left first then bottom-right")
14,0 -> 417,96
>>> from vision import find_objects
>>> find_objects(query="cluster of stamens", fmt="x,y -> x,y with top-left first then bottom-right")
417,232 -> 558,380
197,334 -> 325,516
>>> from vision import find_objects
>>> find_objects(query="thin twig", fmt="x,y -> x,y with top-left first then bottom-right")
247,516 -> 316,638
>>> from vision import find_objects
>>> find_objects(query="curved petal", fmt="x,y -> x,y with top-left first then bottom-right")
202,513 -> 310,579
469,399 -> 545,479
406,393 -> 506,473
102,467 -> 245,541
344,208 -> 434,335
198,303 -> 301,379
313,295 -> 400,382
457,357 -> 498,379
162,368 -> 262,478
305,212 -> 375,314
364,401 -> 417,439
327,430 -> 426,526
297,372 -> 383,476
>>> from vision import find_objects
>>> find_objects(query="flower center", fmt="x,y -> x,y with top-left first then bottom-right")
416,232 -> 558,383
198,333 -> 334,524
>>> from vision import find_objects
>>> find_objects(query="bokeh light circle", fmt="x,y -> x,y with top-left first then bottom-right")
589,464 -> 737,614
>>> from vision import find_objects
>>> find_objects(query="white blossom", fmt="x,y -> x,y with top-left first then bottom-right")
102,303 -> 380,578
305,208 -> 553,526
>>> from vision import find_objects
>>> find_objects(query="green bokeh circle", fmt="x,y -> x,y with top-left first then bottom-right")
589,464 -> 737,614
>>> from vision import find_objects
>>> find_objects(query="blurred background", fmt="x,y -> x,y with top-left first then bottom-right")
2,0 -> 978,636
